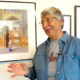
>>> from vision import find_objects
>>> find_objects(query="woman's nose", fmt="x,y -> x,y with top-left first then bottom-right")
42,21 -> 48,28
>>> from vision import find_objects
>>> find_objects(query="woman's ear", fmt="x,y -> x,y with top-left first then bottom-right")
60,19 -> 64,29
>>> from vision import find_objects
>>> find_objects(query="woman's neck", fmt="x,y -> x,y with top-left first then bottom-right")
50,31 -> 64,40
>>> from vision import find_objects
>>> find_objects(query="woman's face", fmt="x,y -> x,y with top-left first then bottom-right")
41,14 -> 64,38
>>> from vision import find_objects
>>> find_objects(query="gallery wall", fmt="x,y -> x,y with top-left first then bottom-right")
0,0 -> 80,80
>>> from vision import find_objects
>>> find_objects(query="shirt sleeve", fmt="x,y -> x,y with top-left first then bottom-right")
24,66 -> 36,80
73,38 -> 80,59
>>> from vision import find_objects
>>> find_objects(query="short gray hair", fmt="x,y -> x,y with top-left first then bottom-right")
41,7 -> 64,21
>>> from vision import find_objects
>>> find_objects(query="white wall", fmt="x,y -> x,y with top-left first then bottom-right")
0,0 -> 80,80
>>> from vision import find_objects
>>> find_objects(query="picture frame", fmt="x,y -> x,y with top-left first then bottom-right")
62,15 -> 72,35
74,6 -> 80,38
0,1 -> 37,61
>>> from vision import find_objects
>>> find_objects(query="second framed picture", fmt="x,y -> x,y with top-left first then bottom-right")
74,6 -> 80,38
62,15 -> 72,35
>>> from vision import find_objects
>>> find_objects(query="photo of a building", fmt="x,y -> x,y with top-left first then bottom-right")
0,9 -> 28,54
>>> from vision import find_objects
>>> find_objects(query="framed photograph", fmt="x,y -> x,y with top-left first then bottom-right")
0,1 -> 37,61
74,6 -> 80,38
62,15 -> 72,35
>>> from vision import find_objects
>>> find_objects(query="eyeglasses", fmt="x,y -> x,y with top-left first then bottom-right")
39,17 -> 56,25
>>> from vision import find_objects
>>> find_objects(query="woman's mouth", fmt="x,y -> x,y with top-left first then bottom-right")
46,27 -> 52,32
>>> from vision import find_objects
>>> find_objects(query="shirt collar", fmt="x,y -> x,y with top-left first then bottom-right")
60,31 -> 70,43
46,31 -> 70,44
